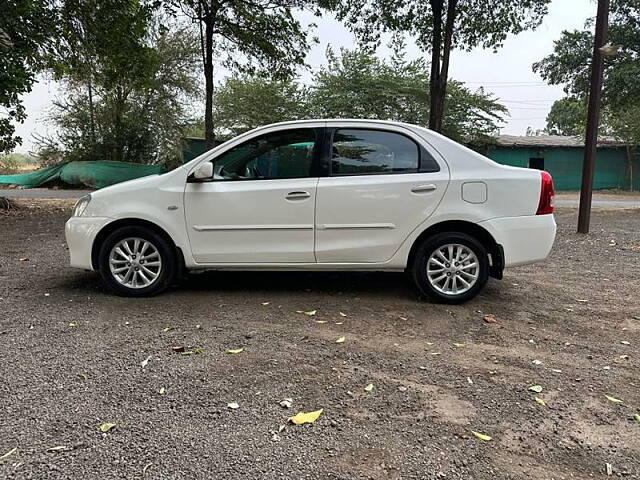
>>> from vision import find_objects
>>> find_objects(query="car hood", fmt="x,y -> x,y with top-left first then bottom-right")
90,173 -> 164,200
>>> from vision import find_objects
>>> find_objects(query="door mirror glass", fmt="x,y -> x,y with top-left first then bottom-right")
193,162 -> 213,180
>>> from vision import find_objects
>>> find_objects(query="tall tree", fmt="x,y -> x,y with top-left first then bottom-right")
0,0 -> 56,153
208,44 -> 507,144
311,45 -> 507,144
533,0 -> 640,143
166,0 -> 316,149
39,12 -> 202,166
321,0 -> 550,133
544,97 -> 588,136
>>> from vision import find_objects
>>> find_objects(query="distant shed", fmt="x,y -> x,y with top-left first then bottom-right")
485,135 -> 639,191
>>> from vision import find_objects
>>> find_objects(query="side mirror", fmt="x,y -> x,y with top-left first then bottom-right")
193,162 -> 213,180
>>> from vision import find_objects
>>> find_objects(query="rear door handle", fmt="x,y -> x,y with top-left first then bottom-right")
286,191 -> 311,200
411,184 -> 437,193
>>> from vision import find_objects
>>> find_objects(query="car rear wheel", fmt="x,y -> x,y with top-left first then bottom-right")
98,226 -> 176,297
412,232 -> 489,304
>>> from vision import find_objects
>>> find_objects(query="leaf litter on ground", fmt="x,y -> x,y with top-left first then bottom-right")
289,409 -> 323,425
99,423 -> 116,433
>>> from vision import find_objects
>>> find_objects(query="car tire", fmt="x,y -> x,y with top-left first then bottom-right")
98,226 -> 176,297
412,232 -> 489,304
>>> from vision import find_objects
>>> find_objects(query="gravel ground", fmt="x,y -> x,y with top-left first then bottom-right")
0,200 -> 639,479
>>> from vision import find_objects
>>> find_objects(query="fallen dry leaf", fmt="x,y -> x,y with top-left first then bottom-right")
483,314 -> 498,324
226,348 -> 244,354
0,447 -> 18,459
181,347 -> 203,355
47,446 -> 68,452
605,394 -> 623,404
471,431 -> 492,441
99,422 -> 116,433
141,355 -> 152,369
289,409 -> 323,425
335,336 -> 346,344
633,414 -> 640,424
535,397 -> 546,406
453,342 -> 465,348
364,383 -> 374,392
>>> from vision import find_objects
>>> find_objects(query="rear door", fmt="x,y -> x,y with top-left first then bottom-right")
315,124 -> 449,263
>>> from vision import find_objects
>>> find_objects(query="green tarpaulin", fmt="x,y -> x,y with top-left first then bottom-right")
0,161 -> 164,189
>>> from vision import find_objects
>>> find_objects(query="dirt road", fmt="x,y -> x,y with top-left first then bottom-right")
0,201 -> 638,479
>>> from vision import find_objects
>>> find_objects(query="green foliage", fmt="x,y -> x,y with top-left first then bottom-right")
321,0 -> 551,52
165,0 -> 317,146
0,0 -> 56,153
39,10 -> 202,167
320,0 -> 549,132
544,98 -> 588,136
210,45 -> 507,144
534,0 -> 640,143
213,77 -> 309,136
310,46 -> 507,143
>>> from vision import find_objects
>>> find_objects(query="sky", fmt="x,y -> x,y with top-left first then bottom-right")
13,0 -> 598,154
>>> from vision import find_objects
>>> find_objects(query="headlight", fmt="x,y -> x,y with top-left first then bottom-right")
72,194 -> 92,217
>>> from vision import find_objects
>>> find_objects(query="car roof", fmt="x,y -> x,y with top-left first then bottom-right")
263,118 -> 422,130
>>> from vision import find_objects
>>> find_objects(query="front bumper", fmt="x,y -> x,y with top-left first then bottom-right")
65,216 -> 112,270
479,214 -> 556,267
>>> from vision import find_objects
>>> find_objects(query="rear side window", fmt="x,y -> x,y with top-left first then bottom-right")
331,129 -> 420,175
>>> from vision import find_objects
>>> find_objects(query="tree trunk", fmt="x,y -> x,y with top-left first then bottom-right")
203,14 -> 215,150
87,77 -> 96,144
434,0 -> 457,132
428,0 -> 443,131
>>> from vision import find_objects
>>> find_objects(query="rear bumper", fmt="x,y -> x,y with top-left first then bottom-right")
65,216 -> 112,270
479,214 -> 556,267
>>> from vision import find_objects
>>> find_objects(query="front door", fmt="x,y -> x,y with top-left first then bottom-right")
315,126 -> 449,263
184,127 -> 321,263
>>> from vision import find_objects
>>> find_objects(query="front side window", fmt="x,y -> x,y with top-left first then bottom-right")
331,129 -> 420,175
213,129 -> 316,180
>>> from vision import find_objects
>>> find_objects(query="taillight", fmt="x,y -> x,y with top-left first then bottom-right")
536,171 -> 554,215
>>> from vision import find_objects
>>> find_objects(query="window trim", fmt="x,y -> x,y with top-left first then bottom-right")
326,127 -> 440,177
187,127 -> 322,183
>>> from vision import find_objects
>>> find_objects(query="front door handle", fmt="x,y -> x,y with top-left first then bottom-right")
286,191 -> 311,200
411,184 -> 437,193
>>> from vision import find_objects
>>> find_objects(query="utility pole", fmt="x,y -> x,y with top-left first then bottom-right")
577,0 -> 610,234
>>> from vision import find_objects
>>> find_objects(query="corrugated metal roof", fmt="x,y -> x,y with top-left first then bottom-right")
496,134 -> 626,148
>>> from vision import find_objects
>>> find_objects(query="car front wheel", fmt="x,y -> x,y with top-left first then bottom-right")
412,232 -> 489,304
98,226 -> 176,297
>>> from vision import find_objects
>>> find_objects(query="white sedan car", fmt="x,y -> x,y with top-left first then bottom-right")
65,119 -> 556,303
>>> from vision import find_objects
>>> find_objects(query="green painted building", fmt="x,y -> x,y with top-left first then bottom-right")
486,135 -> 639,191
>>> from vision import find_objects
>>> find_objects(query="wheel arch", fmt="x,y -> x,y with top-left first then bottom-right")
407,220 -> 504,279
91,218 -> 185,274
